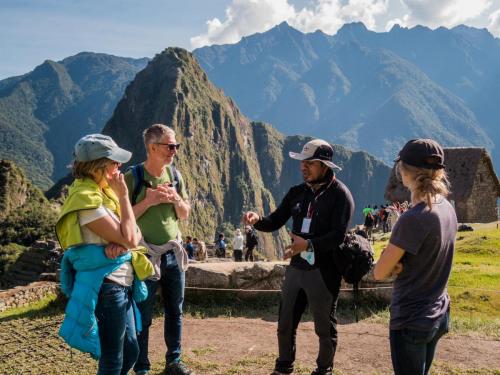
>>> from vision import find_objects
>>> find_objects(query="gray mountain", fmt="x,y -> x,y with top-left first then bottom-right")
99,48 -> 389,256
0,52 -> 148,188
194,22 -> 498,168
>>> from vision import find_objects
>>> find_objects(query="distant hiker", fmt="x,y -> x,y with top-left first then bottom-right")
374,138 -> 457,375
244,225 -> 258,261
387,203 -> 400,231
380,205 -> 389,233
233,228 -> 244,262
192,237 -> 207,261
362,204 -> 373,217
185,236 -> 194,260
125,124 -> 193,375
214,233 -> 226,258
364,210 -> 375,239
243,139 -> 354,375
55,134 -> 153,374
372,205 -> 379,228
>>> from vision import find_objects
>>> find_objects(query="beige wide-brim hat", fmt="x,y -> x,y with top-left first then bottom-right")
289,139 -> 341,170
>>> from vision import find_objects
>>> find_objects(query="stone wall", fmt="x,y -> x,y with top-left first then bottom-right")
1,240 -> 62,288
186,261 -> 393,302
457,159 -> 499,223
0,262 -> 394,314
0,281 -> 59,313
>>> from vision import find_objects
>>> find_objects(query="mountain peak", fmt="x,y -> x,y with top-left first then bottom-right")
337,22 -> 368,34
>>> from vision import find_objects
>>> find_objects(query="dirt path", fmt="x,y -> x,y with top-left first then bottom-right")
147,317 -> 500,374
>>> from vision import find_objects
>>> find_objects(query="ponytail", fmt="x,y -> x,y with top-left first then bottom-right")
399,162 -> 450,209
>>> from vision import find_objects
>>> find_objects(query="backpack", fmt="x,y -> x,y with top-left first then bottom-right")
129,164 -> 181,206
364,212 -> 374,227
336,232 -> 374,322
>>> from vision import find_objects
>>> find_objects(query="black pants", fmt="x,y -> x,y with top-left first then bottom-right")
234,249 -> 243,262
245,245 -> 255,261
275,266 -> 340,373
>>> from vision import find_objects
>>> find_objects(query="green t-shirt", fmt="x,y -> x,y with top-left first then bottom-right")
125,163 -> 188,245
363,207 -> 373,217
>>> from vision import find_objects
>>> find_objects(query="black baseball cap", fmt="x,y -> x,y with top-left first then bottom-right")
394,139 -> 445,170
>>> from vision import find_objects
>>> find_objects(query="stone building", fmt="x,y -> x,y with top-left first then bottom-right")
385,148 -> 500,223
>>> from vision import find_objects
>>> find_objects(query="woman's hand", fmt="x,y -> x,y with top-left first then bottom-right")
107,171 -> 128,198
105,243 -> 129,259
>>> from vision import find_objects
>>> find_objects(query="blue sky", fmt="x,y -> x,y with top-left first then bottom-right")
2,0 -> 500,79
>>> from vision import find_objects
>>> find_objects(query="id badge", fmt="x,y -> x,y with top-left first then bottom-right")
301,218 -> 312,233
300,250 -> 315,265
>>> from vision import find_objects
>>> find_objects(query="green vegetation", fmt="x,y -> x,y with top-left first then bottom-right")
0,53 -> 147,188
0,243 -> 27,280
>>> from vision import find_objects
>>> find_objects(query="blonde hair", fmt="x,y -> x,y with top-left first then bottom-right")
73,157 -> 111,181
397,161 -> 450,209
143,124 -> 176,151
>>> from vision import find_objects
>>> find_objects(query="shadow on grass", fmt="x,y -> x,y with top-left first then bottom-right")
182,289 -> 390,325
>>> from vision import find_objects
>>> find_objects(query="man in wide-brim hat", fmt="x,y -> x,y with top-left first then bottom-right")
243,138 -> 354,375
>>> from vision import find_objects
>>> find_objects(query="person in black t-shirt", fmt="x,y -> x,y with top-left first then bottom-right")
374,139 -> 457,375
243,139 -> 354,375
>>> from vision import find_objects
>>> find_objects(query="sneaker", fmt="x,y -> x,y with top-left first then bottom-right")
311,368 -> 332,375
164,362 -> 194,375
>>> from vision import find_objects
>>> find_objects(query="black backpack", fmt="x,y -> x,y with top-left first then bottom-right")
129,164 -> 181,206
336,232 -> 374,322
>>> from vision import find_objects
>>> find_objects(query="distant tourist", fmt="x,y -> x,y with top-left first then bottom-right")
192,237 -> 207,261
243,139 -> 354,375
362,204 -> 373,217
55,134 -> 153,374
380,205 -> 389,233
125,124 -> 193,375
233,228 -> 244,262
374,138 -> 457,375
184,236 -> 194,260
214,233 -> 227,258
387,203 -> 400,231
364,209 -> 375,239
244,225 -> 258,261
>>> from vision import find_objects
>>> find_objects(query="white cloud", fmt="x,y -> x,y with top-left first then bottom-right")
190,0 -> 389,48
190,0 -> 295,48
488,8 -> 500,36
395,0 -> 492,29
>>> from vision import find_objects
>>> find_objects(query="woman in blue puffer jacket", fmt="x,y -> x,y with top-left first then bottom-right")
56,134 -> 153,375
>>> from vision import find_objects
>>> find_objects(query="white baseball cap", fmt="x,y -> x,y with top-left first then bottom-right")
289,139 -> 341,170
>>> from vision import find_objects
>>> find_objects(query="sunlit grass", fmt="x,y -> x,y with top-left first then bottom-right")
369,225 -> 500,337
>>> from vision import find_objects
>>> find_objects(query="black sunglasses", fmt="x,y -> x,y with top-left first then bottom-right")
156,143 -> 181,151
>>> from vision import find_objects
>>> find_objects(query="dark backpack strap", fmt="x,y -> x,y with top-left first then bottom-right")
168,164 -> 182,194
130,164 -> 145,206
353,282 -> 359,323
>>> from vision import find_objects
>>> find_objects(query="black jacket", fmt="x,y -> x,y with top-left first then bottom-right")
254,172 -> 354,291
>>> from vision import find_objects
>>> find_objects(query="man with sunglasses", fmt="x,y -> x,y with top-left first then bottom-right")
125,124 -> 193,375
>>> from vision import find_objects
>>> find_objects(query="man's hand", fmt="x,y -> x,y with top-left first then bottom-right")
283,233 -> 308,260
144,184 -> 177,206
242,211 -> 260,225
105,243 -> 129,259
